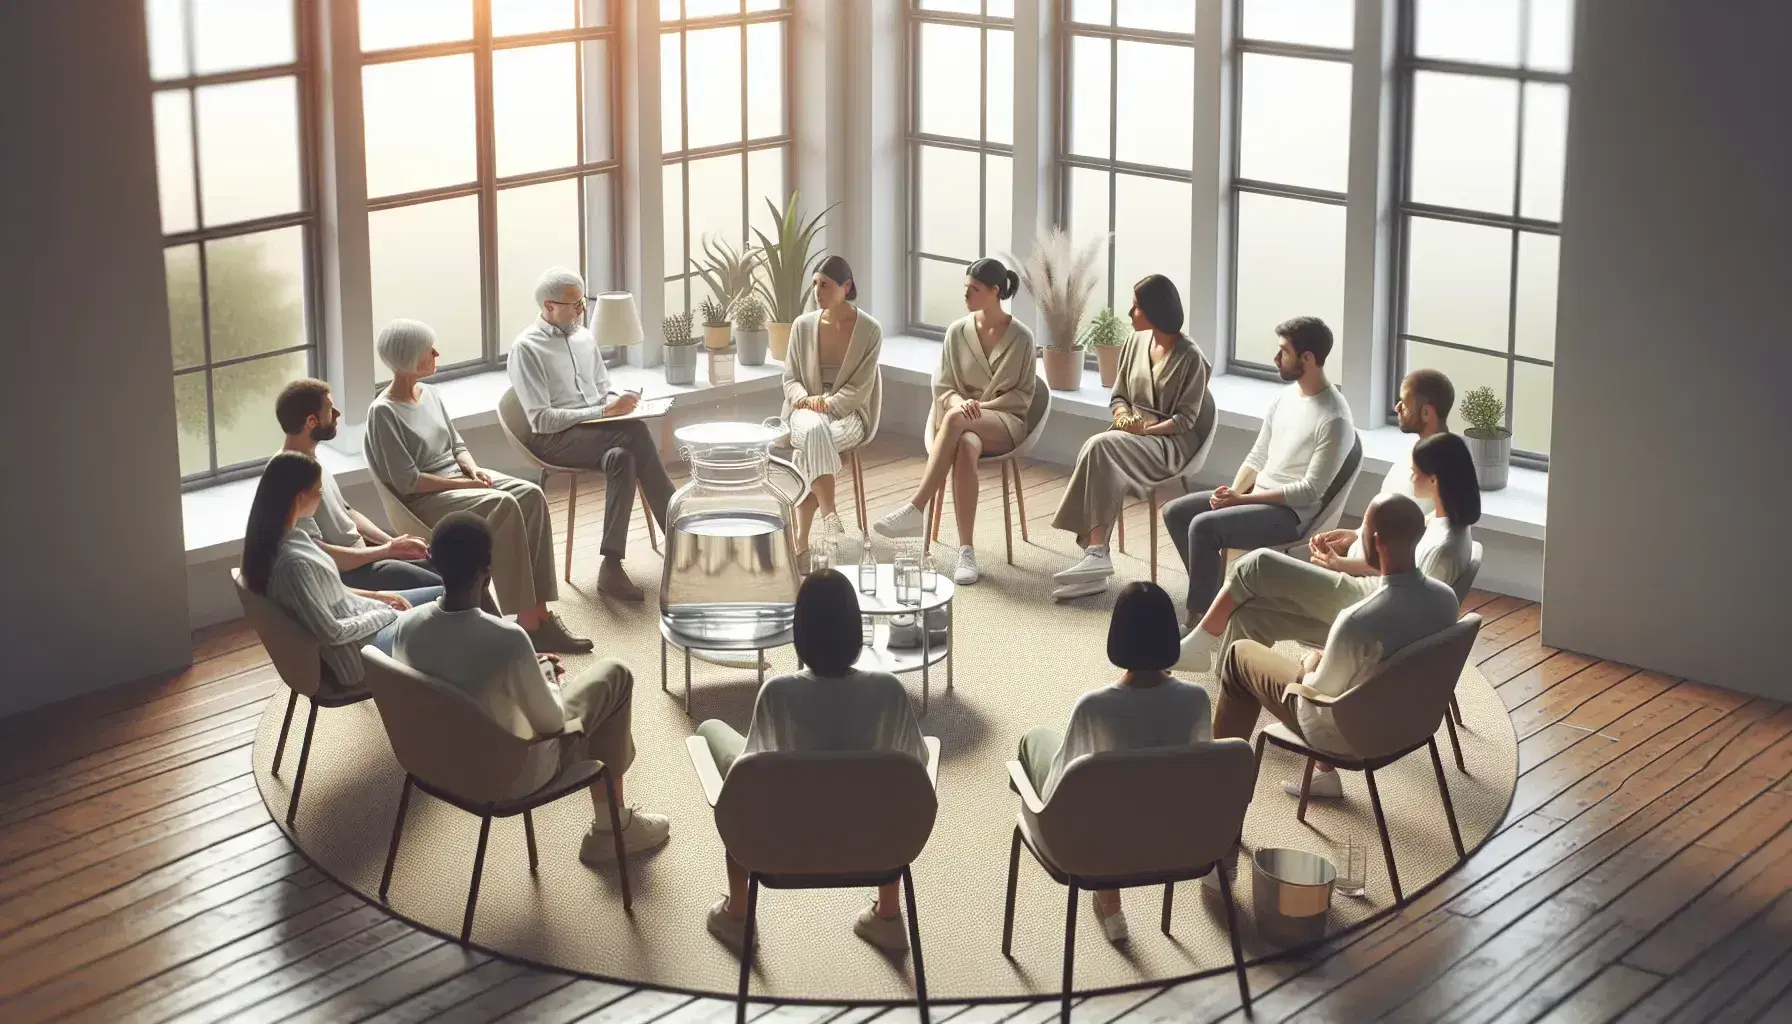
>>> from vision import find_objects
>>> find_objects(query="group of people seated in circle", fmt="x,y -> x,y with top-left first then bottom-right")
236,255 -> 1481,954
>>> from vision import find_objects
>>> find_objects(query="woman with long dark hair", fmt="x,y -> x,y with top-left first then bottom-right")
1175,431 -> 1480,673
871,257 -> 1036,584
244,451 -> 441,688
694,570 -> 926,958
778,255 -> 884,553
1049,274 -> 1216,600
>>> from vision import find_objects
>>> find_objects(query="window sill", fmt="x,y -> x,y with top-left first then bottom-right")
182,335 -> 1546,561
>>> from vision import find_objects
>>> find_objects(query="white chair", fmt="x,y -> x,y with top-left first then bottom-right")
1220,430 -> 1365,574
1114,393 -> 1219,581
1260,615 -> 1481,903
231,569 -> 372,827
362,648 -> 633,943
496,387 -> 660,584
368,472 -> 432,541
925,375 -> 1053,564
687,735 -> 941,1024
1441,541 -> 1485,769
1003,739 -> 1257,1022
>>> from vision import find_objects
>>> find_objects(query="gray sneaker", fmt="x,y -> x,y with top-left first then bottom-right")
530,613 -> 593,654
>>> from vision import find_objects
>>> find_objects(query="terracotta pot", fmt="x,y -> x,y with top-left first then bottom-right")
1095,345 -> 1121,388
767,321 -> 792,361
1042,347 -> 1083,391
703,323 -> 732,350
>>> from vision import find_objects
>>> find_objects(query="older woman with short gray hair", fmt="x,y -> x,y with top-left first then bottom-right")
366,319 -> 591,653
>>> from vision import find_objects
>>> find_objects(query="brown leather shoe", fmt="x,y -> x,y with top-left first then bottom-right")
529,613 -> 593,654
597,557 -> 646,602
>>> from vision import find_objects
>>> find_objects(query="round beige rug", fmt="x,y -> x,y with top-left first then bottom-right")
253,533 -> 1516,1005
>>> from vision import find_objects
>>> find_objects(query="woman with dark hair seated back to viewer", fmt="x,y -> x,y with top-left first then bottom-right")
695,570 -> 927,958
1175,431 -> 1480,676
871,257 -> 1037,585
1048,274 -> 1216,601
1014,580 -> 1214,946
241,451 -> 443,690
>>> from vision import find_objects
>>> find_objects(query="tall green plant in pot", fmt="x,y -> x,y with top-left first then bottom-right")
662,311 -> 698,386
750,190 -> 835,361
1002,228 -> 1109,391
1460,385 -> 1512,490
1079,306 -> 1129,388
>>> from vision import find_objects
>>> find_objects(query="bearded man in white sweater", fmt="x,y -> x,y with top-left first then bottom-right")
1161,316 -> 1355,620
506,268 -> 674,602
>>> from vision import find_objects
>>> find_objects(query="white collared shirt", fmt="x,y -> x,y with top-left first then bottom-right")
507,317 -> 613,435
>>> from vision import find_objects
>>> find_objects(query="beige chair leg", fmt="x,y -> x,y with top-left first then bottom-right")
1116,501 -> 1127,554
639,484 -> 660,554
1011,460 -> 1030,542
563,472 -> 578,583
850,451 -> 867,533
1149,491 -> 1160,583
1001,462 -> 1014,565
1295,757 -> 1317,823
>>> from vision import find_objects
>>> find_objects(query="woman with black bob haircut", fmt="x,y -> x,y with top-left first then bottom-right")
870,257 -> 1037,585
779,255 -> 884,553
1013,581 -> 1214,946
1175,430 -> 1481,681
242,451 -> 442,690
1047,274 -> 1217,600
695,570 -> 928,957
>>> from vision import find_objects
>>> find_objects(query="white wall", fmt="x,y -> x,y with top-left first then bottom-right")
0,0 -> 194,715
1543,0 -> 1792,700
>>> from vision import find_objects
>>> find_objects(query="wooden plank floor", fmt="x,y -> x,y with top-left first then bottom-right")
3,437 -> 1790,1023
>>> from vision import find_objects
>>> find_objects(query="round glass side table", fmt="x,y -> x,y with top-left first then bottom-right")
832,564 -> 956,716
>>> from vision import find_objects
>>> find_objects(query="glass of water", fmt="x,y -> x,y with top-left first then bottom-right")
1335,840 -> 1368,898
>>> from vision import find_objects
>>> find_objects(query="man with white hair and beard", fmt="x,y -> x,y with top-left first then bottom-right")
506,268 -> 674,601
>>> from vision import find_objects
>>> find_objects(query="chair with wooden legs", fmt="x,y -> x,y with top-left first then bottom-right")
361,648 -> 633,944
1115,394 -> 1218,581
1258,615 -> 1481,903
926,375 -> 1052,563
231,569 -> 373,828
1002,740 -> 1258,1023
687,736 -> 942,1024
496,388 -> 660,584
1440,541 -> 1484,771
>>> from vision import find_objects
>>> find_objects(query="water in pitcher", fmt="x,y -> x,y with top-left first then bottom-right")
660,508 -> 798,643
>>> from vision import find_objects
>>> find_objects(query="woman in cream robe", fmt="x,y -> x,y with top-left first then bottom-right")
870,259 -> 1036,585
780,255 -> 883,550
1049,275 -> 1216,600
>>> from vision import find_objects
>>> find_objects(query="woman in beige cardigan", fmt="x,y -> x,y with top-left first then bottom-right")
1049,275 -> 1216,601
870,259 -> 1036,585
780,255 -> 883,553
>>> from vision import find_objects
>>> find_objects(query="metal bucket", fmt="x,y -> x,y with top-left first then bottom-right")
1252,847 -> 1337,947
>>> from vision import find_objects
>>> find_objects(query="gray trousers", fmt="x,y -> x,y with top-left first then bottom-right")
1161,490 -> 1303,614
527,420 -> 674,560
695,719 -> 748,777
340,558 -> 499,614
1017,726 -> 1062,795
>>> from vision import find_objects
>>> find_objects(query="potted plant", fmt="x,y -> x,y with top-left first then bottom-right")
698,296 -> 732,351
1460,385 -> 1512,490
1003,228 -> 1109,391
1079,306 -> 1129,388
690,235 -> 761,313
751,190 -> 836,361
733,295 -> 770,366
662,310 -> 698,385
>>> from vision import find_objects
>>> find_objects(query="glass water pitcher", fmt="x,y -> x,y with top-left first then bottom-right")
659,420 -> 801,643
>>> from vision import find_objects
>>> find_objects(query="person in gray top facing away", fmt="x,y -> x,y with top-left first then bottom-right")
1160,316 -> 1354,618
506,268 -> 675,602
240,452 -> 442,689
1015,580 -> 1213,945
1210,493 -> 1459,801
365,318 -> 590,655
391,513 -> 671,867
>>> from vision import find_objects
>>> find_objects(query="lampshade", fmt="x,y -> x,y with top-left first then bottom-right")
591,291 -> 644,348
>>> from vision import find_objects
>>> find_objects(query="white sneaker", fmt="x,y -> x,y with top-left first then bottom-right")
1093,895 -> 1129,945
1053,547 -> 1114,584
872,503 -> 926,539
579,807 -> 671,864
1175,627 -> 1222,673
1051,578 -> 1109,602
853,904 -> 910,952
1282,769 -> 1344,800
707,898 -> 755,956
953,546 -> 980,585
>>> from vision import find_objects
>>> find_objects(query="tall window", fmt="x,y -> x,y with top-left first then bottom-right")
1396,0 -> 1572,458
1060,0 -> 1196,339
148,0 -> 316,483
907,0 -> 1015,335
660,0 -> 792,317
1230,0 -> 1353,376
359,0 -> 619,378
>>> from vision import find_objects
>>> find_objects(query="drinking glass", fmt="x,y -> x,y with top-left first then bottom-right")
893,549 -> 921,605
1335,840 -> 1368,897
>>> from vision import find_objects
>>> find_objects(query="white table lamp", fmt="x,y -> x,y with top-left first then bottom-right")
591,291 -> 644,348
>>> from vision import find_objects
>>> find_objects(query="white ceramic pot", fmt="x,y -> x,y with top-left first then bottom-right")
664,343 -> 698,385
735,328 -> 769,366
1464,430 -> 1512,491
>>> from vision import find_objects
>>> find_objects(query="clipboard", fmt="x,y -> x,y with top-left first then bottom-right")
582,395 -> 675,424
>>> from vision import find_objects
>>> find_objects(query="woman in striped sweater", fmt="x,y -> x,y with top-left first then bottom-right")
242,452 -> 442,689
